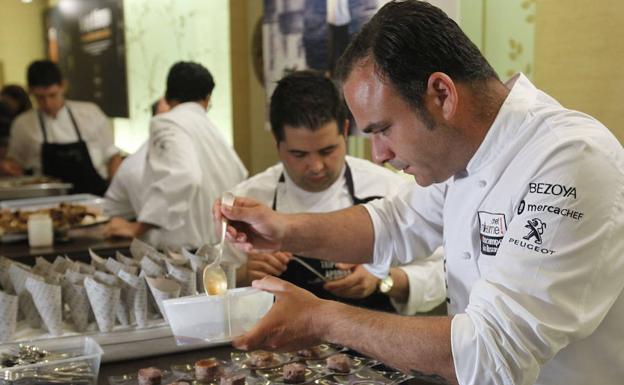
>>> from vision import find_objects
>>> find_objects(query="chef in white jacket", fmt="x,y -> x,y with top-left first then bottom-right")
105,62 -> 247,249
215,2 -> 624,385
231,70 -> 445,314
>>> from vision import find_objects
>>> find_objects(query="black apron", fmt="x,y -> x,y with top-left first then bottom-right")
38,107 -> 109,196
273,163 -> 394,312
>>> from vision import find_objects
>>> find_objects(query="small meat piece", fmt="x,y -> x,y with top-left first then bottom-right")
283,363 -> 307,383
138,367 -> 162,385
195,358 -> 224,382
326,354 -> 351,373
248,351 -> 275,367
220,373 -> 246,385
167,382 -> 191,385
297,346 -> 322,359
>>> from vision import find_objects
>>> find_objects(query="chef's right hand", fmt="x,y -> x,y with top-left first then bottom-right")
245,251 -> 292,284
0,159 -> 23,176
213,196 -> 286,253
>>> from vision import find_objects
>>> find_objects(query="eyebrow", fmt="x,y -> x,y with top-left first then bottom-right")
361,121 -> 388,134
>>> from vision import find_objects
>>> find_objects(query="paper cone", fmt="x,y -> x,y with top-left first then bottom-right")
106,257 -> 138,276
65,269 -> 87,285
116,251 -> 140,267
145,276 -> 181,320
52,255 -> 70,274
140,270 -> 161,316
89,249 -> 108,271
74,261 -> 96,275
25,276 -> 63,336
61,279 -> 91,332
84,276 -> 120,332
140,255 -> 165,277
118,270 -> 148,328
0,290 -> 18,342
166,260 -> 196,297
182,248 -> 209,293
91,271 -> 128,325
166,248 -> 187,262
34,257 -> 53,275
8,264 -> 42,328
0,258 -> 14,294
130,238 -> 157,259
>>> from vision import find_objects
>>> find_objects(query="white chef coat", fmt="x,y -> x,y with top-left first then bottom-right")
103,142 -> 148,219
138,102 -> 248,250
7,100 -> 118,179
365,74 -> 624,385
233,155 -> 446,314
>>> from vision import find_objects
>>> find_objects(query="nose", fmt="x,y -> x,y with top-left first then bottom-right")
308,155 -> 324,174
371,135 -> 394,165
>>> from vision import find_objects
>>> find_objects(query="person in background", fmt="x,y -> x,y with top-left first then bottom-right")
104,62 -> 247,250
232,70 -> 445,314
0,101 -> 13,159
0,60 -> 122,195
0,84 -> 32,120
216,2 -> 624,385
102,98 -> 170,220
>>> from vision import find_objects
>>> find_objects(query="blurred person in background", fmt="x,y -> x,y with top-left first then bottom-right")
0,60 -> 122,195
0,84 -> 32,120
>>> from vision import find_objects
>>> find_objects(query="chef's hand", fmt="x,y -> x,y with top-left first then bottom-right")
213,196 -> 286,252
103,217 -> 152,238
324,264 -> 380,299
0,159 -> 23,176
244,251 -> 292,284
233,276 -> 326,351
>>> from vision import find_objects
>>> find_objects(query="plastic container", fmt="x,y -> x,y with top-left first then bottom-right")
27,213 -> 54,247
163,287 -> 274,346
0,336 -> 103,384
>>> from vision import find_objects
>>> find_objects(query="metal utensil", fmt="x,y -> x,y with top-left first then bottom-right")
202,192 -> 235,295
291,256 -> 327,282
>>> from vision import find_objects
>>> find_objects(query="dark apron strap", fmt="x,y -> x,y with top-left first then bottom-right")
271,162 -> 393,312
38,105 -> 83,143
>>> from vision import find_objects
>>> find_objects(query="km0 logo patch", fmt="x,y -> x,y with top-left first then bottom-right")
523,218 -> 547,244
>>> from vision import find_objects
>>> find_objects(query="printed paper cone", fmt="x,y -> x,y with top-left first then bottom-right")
166,260 -> 196,297
91,271 -> 128,325
116,251 -> 140,267
118,270 -> 148,328
140,256 -> 164,277
9,264 -> 42,328
64,269 -> 87,285
165,248 -> 187,262
130,238 -> 157,259
140,270 -> 161,316
84,276 -> 120,332
0,290 -> 18,342
51,255 -> 69,274
94,271 -> 119,286
106,257 -> 138,276
0,260 -> 14,294
25,277 -> 63,336
183,248 -> 209,293
89,249 -> 107,271
145,276 -> 181,320
34,257 -> 53,275
61,279 -> 91,332
74,261 -> 96,275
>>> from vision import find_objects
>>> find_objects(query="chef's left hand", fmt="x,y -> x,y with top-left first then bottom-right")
323,264 -> 380,299
233,276 -> 327,351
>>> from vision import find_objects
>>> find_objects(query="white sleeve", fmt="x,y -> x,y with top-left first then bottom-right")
452,143 -> 624,385
103,170 -> 134,219
6,117 -> 34,169
390,247 -> 446,315
364,182 -> 446,269
138,118 -> 202,230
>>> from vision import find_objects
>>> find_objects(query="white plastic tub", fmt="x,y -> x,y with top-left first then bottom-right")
163,287 -> 274,346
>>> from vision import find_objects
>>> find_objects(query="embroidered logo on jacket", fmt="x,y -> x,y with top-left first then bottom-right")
478,211 -> 507,256
523,218 -> 546,244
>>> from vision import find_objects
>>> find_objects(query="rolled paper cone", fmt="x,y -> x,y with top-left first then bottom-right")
26,276 -> 63,336
52,255 -> 70,274
34,257 -> 53,274
61,280 -> 91,332
147,249 -> 167,267
140,255 -> 164,277
89,249 -> 107,271
140,270 -> 161,316
9,264 -> 42,328
166,261 -> 196,297
64,269 -> 87,285
90,270 -> 128,325
130,238 -> 157,259
106,257 -> 138,276
182,248 -> 209,293
0,290 -> 18,342
94,271 -> 119,286
165,248 -> 187,261
145,276 -> 181,320
116,251 -> 140,267
118,270 -> 148,327
84,276 -> 120,332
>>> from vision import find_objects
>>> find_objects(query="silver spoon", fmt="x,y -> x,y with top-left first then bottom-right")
202,192 -> 235,295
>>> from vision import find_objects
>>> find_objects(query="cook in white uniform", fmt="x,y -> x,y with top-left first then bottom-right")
0,60 -> 121,195
232,70 -> 445,314
216,3 -> 624,385
105,62 -> 247,249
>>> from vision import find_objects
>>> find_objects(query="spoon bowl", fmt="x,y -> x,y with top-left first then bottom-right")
202,192 -> 235,295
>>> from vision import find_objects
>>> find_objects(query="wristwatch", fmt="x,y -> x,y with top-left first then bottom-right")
378,274 -> 394,294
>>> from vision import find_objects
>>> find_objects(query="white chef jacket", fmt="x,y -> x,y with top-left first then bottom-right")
7,100 -> 118,179
365,74 -> 624,385
138,102 -> 248,250
103,142 -> 148,219
232,155 -> 446,315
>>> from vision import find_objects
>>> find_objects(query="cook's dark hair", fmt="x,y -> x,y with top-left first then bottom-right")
165,61 -> 215,103
27,60 -> 63,88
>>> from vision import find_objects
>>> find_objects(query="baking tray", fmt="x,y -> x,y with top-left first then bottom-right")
0,176 -> 73,200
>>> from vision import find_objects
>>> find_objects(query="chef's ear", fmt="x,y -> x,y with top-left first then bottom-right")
426,72 -> 457,121
341,119 -> 349,139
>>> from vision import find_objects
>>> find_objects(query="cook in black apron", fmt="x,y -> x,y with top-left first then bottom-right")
273,162 -> 394,312
38,106 -> 109,196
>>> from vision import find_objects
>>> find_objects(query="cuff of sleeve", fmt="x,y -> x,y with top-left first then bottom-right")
451,314 -> 476,385
362,262 -> 389,279
390,266 -> 426,315
363,202 -> 394,270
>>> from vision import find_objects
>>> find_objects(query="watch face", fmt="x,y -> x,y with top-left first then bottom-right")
379,276 -> 393,293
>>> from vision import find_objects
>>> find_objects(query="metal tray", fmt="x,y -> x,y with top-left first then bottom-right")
0,176 -> 73,201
